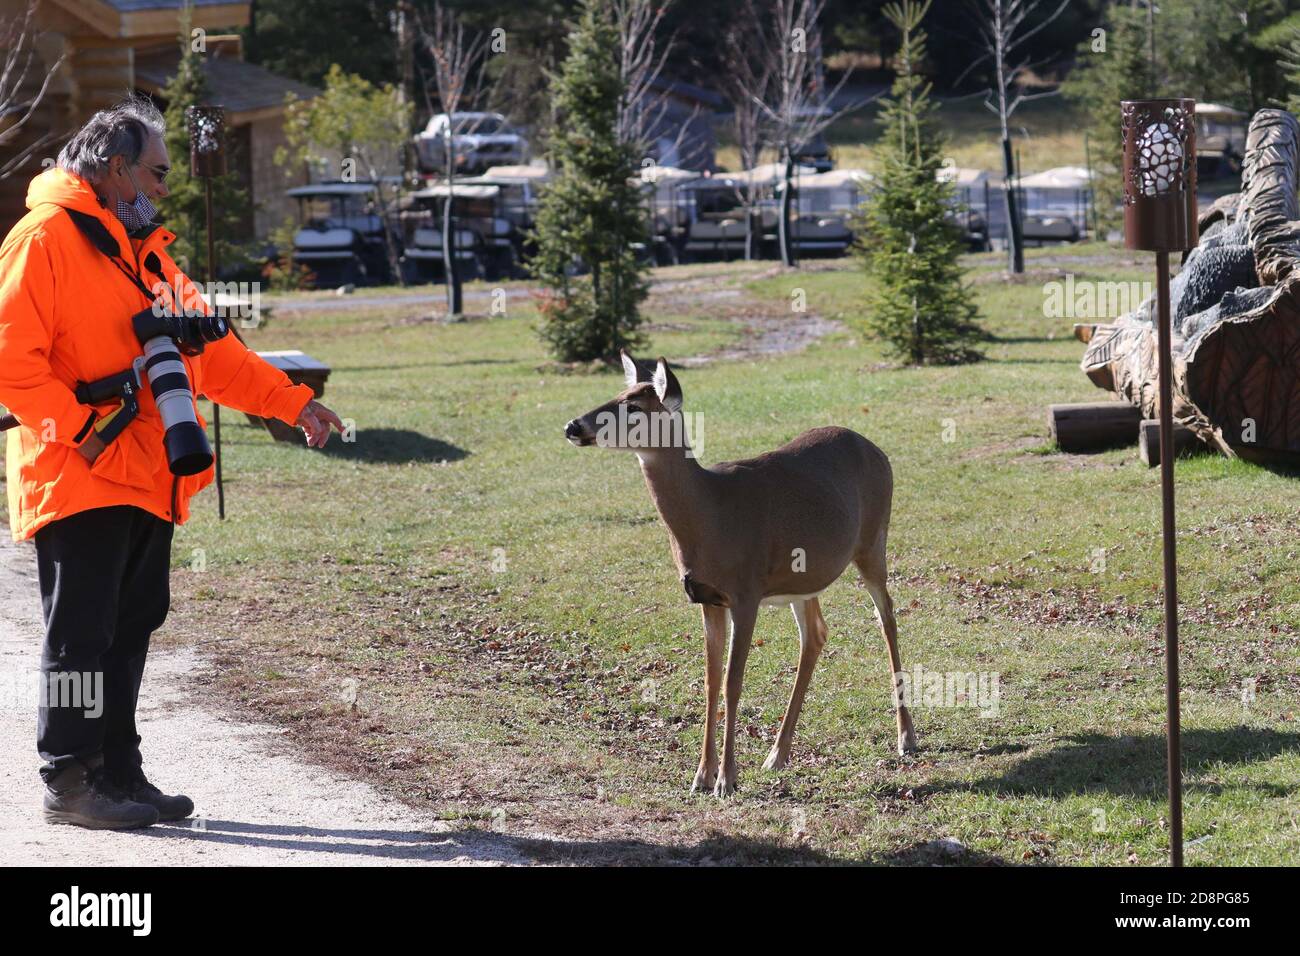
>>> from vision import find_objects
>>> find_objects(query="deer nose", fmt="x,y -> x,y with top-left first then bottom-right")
564,419 -> 582,439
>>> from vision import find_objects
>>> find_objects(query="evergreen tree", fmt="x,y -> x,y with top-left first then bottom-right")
1285,23 -> 1300,115
854,0 -> 982,366
530,0 -> 649,363
156,0 -> 252,280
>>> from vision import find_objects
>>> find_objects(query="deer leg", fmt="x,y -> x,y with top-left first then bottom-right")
715,600 -> 757,797
691,604 -> 728,793
856,545 -> 918,755
763,596 -> 828,772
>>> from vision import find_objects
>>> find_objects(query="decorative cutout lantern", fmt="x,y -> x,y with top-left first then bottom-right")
187,104 -> 230,520
187,105 -> 227,179
1122,99 -> 1198,252
1122,98 -> 1199,869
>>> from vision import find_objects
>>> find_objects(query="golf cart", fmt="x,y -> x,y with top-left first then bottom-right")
399,183 -> 520,284
638,165 -> 702,265
458,164 -> 552,266
774,168 -> 871,257
678,163 -> 818,260
286,181 -> 397,287
938,166 -> 992,251
1017,166 -> 1093,244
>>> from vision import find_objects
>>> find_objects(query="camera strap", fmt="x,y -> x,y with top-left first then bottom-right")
60,208 -> 155,448
63,208 -> 160,305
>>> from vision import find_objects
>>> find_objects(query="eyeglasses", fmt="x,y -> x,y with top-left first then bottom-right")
136,161 -> 171,185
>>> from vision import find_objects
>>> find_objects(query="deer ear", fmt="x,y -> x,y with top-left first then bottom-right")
653,358 -> 682,412
621,349 -> 641,389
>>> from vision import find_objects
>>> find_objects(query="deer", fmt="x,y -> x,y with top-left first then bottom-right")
563,351 -> 917,797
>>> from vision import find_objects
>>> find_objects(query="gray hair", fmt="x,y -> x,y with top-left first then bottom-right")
57,94 -> 166,181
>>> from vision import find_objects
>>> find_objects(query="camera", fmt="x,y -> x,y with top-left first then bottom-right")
131,306 -> 229,475
132,308 -> 228,357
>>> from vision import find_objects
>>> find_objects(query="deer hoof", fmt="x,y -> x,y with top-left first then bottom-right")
712,771 -> 738,798
761,747 -> 787,772
898,730 -> 919,755
690,765 -> 717,794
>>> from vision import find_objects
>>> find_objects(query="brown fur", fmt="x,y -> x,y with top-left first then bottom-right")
564,354 -> 917,796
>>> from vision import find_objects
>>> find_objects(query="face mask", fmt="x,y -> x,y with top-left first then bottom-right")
113,164 -> 157,232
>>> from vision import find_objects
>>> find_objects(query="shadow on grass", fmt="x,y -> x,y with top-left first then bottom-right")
147,820 -> 1015,866
514,832 -> 1015,866
318,428 -> 469,465
979,727 -> 1300,799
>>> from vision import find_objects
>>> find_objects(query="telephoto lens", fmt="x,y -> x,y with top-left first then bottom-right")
131,306 -> 230,475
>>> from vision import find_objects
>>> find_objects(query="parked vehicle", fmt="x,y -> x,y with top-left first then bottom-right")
677,174 -> 760,260
677,163 -> 819,260
639,165 -> 702,265
399,183 -> 521,284
938,166 -> 992,251
1195,102 -> 1247,179
792,132 -> 834,173
775,168 -> 871,257
1017,166 -> 1093,244
413,112 -> 530,175
286,182 -> 397,287
459,164 -> 551,263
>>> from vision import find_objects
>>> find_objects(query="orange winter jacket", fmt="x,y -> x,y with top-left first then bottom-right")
0,167 -> 314,541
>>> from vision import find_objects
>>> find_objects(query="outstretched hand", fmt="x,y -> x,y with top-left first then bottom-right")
295,399 -> 343,448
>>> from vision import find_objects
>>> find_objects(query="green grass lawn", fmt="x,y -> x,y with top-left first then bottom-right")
716,96 -> 1090,176
9,245 -> 1296,865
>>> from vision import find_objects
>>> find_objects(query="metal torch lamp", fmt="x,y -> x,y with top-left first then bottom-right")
187,105 -> 230,520
1121,98 -> 1197,867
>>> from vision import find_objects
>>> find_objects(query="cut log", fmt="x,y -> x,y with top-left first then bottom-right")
1138,419 -> 1202,467
1048,401 -> 1143,452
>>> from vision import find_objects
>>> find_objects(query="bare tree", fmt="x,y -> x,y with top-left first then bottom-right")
614,0 -> 671,155
0,0 -> 64,180
960,0 -> 1069,274
418,1 -> 494,316
755,0 -> 862,268
719,0 -> 773,259
613,0 -> 703,169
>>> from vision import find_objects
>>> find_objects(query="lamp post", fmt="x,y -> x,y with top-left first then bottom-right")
188,105 -> 229,520
1121,98 -> 1198,867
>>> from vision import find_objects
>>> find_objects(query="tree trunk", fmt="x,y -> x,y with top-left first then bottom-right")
1002,136 -> 1023,274
779,151 -> 797,268
443,139 -> 463,316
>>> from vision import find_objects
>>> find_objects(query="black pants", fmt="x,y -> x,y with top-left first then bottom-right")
34,505 -> 173,784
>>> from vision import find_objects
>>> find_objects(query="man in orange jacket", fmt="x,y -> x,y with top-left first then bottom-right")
0,96 -> 343,830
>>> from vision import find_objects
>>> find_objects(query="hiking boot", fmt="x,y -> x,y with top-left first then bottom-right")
114,767 -> 194,822
43,762 -> 159,830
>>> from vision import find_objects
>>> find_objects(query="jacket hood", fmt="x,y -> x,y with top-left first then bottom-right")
26,166 -> 114,217
25,166 -> 170,255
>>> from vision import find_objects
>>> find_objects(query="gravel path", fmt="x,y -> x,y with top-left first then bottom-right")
0,537 -> 539,866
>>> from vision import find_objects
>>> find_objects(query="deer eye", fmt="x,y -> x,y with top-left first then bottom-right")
626,404 -> 641,414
